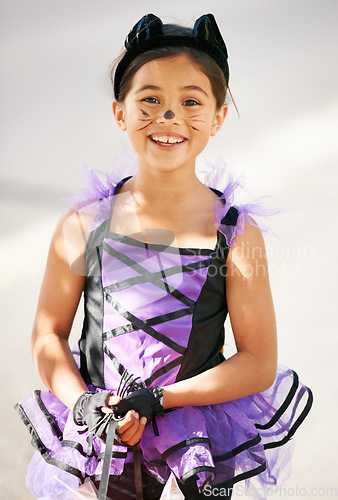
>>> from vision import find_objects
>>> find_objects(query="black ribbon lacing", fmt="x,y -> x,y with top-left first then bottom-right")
89,371 -> 147,500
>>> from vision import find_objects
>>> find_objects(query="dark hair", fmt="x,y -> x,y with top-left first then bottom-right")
110,24 -> 237,112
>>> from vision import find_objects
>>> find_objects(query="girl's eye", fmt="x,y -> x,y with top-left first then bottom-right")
143,97 -> 159,104
183,99 -> 199,106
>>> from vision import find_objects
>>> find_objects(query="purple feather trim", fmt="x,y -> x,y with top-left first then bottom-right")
197,156 -> 279,247
213,181 -> 279,248
64,164 -> 117,211
63,146 -> 137,210
62,146 -> 137,231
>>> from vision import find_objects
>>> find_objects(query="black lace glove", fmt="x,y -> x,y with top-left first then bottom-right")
73,391 -> 114,442
113,386 -> 164,424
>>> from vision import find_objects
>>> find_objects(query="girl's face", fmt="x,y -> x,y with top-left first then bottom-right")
113,53 -> 227,173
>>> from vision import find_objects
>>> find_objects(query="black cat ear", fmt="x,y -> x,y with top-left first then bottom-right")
193,13 -> 228,59
125,14 -> 164,49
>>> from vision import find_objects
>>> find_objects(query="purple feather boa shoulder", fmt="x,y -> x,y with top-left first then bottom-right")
63,146 -> 137,231
199,157 -> 278,247
64,146 -> 137,211
64,148 -> 277,245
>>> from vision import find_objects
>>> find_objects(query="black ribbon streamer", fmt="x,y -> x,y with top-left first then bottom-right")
98,419 -> 118,500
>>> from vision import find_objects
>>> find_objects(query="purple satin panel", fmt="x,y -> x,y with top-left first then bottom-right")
104,333 -> 183,385
163,260 -> 212,302
103,299 -> 131,333
101,236 -> 211,389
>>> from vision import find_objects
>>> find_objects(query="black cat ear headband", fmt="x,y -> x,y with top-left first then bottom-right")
114,13 -> 229,101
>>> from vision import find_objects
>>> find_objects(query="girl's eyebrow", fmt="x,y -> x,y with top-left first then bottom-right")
135,84 -> 208,97
181,85 -> 208,97
135,85 -> 161,94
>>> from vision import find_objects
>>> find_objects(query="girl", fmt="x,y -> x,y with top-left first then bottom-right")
15,13 -> 312,500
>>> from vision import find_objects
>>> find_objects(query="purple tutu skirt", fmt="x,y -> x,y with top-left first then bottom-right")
15,365 -> 312,499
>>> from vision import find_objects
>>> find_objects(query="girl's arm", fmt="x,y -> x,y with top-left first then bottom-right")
31,210 -> 88,410
161,221 -> 278,409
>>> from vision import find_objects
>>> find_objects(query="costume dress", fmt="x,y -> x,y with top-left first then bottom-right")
15,154 -> 313,499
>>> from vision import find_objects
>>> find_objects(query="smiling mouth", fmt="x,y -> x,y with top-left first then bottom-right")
149,134 -> 187,146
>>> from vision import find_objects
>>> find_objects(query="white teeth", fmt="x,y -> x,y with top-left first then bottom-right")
151,135 -> 184,144
167,136 -> 181,144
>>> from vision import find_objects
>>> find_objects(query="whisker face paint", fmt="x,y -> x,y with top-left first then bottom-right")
137,109 -> 152,128
136,123 -> 152,131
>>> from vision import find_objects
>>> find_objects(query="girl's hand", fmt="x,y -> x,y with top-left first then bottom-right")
73,391 -> 115,442
118,410 -> 147,446
104,395 -> 147,446
112,386 -> 164,424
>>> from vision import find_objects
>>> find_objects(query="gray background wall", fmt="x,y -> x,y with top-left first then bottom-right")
1,0 -> 337,497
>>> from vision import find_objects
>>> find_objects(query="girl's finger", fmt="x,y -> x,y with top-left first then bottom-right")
101,406 -> 113,414
127,416 -> 147,446
107,395 -> 121,406
117,410 -> 137,433
118,413 -> 140,443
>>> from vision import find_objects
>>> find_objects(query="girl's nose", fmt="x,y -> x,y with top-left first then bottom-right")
156,108 -> 182,125
163,110 -> 175,120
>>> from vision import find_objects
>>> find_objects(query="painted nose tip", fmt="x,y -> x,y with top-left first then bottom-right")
163,110 -> 175,120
